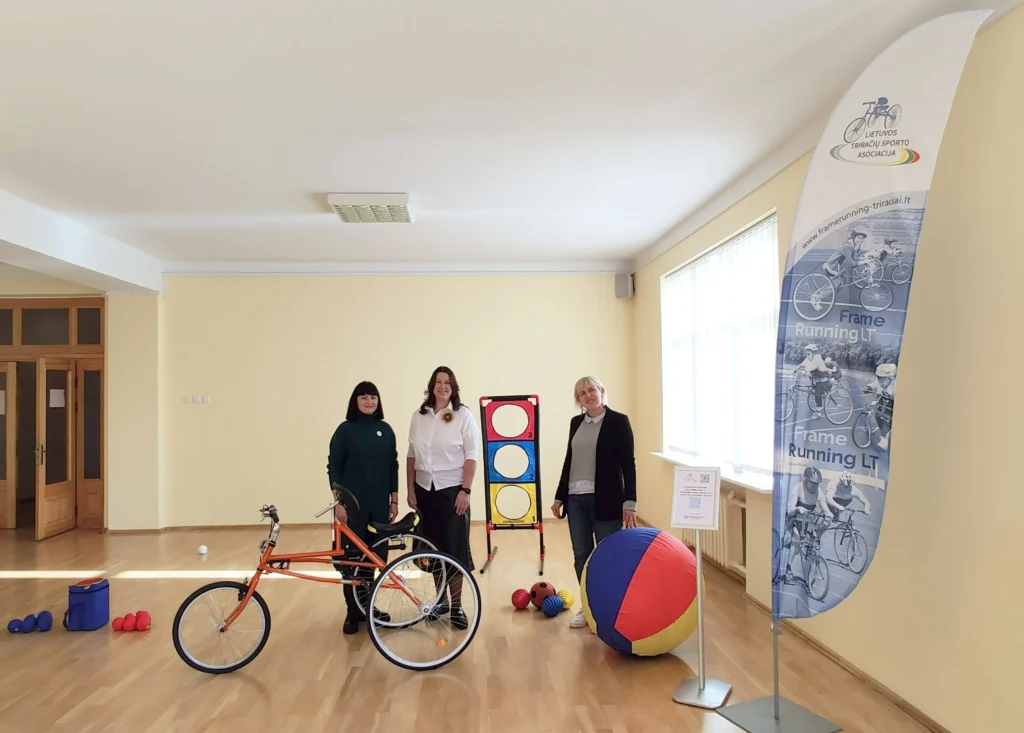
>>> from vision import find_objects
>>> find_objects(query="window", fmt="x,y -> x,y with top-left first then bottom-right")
660,215 -> 779,482
22,308 -> 70,345
0,298 -> 104,351
77,307 -> 102,345
0,310 -> 12,345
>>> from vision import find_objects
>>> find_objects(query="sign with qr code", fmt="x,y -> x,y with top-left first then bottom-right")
670,466 -> 721,530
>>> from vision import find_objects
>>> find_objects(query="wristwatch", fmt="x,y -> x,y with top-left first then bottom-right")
460,487 -> 472,494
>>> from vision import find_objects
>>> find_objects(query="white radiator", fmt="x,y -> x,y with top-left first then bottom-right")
677,490 -> 746,578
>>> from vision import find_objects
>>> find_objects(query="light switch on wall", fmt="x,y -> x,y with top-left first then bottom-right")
201,396 -> 211,404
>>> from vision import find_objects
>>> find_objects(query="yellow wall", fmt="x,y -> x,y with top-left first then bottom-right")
106,294 -> 163,530
154,274 -> 633,528
632,8 -> 1023,732
0,272 -> 100,297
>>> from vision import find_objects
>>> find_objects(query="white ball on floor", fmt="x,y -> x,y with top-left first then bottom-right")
198,544 -> 208,555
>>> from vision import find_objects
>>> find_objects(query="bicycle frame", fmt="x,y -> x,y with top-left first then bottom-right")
221,507 -> 418,631
790,373 -> 837,396
261,519 -> 382,582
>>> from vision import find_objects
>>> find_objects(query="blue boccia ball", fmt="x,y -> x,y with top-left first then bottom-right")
37,610 -> 53,632
19,614 -> 36,633
541,594 -> 564,618
7,619 -> 21,633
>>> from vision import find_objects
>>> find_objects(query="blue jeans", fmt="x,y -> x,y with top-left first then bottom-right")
566,494 -> 622,583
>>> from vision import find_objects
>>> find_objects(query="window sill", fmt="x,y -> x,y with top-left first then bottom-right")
650,451 -> 774,495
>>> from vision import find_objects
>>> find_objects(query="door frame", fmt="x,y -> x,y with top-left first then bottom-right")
0,297 -> 107,535
0,362 -> 15,529
36,357 -> 75,540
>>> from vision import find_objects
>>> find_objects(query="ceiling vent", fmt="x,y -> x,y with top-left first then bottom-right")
327,193 -> 413,223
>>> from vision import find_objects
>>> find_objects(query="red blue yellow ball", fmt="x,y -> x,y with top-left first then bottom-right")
580,527 -> 699,656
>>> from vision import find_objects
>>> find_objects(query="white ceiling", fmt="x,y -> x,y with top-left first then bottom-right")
0,0 -> 997,274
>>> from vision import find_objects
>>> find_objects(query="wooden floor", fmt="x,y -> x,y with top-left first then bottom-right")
0,523 -> 931,733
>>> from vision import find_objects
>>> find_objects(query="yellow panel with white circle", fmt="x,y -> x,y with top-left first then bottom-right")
490,483 -> 538,525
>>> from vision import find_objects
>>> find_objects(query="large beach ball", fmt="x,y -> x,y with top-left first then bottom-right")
580,527 -> 698,656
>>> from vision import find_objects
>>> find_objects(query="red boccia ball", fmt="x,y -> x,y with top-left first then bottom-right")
511,589 -> 531,610
135,611 -> 152,631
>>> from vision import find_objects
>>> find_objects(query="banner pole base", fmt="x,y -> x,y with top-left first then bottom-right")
718,620 -> 841,732
672,678 -> 732,710
717,696 -> 842,733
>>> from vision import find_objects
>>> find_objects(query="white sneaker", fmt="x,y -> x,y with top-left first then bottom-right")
569,610 -> 587,628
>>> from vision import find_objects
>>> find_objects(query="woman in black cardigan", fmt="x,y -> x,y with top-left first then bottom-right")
551,376 -> 637,628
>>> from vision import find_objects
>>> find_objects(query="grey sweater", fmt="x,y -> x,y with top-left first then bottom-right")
568,414 -> 603,486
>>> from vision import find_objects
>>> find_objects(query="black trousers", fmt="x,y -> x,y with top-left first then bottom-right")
336,510 -> 389,621
415,483 -> 474,572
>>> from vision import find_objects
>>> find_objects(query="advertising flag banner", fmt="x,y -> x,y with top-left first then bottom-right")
771,10 -> 991,620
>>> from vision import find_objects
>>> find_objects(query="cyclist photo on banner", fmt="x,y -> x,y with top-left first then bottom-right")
789,223 -> 915,322
823,356 -> 842,386
826,471 -> 872,521
864,363 -> 896,451
786,466 -> 828,540
823,230 -> 867,279
795,344 -> 831,418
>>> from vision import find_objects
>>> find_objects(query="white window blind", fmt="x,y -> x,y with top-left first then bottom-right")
660,215 -> 779,480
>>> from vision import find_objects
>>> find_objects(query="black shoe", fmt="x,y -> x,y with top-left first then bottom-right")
343,617 -> 360,635
372,609 -> 392,624
450,608 -> 468,631
427,603 -> 450,622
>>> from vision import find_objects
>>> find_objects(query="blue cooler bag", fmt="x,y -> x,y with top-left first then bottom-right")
63,577 -> 110,631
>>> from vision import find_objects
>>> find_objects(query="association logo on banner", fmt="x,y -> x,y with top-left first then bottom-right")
770,10 -> 992,622
828,96 -> 921,166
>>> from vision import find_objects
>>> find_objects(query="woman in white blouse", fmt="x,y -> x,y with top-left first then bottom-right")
406,365 -> 480,630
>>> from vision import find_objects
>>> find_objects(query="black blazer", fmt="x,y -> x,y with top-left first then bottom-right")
555,407 -> 637,521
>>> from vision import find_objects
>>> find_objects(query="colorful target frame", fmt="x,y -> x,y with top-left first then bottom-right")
478,395 -> 545,576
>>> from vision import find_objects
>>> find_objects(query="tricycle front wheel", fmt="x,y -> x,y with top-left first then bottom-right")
172,580 -> 271,674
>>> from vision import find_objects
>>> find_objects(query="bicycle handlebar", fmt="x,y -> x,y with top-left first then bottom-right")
315,499 -> 339,519
260,505 -> 280,524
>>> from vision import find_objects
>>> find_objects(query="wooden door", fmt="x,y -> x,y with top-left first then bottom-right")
36,357 -> 75,539
75,359 -> 104,528
0,362 -> 16,529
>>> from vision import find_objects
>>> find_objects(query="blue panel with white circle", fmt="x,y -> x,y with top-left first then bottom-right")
487,440 -> 537,483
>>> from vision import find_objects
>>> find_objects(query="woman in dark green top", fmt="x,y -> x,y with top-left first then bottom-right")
327,381 -> 399,634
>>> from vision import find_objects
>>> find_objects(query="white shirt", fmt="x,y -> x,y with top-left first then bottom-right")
867,377 -> 895,397
407,404 -> 481,491
799,354 -> 827,373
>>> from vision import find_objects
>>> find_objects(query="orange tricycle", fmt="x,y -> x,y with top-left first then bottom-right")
171,484 -> 481,673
